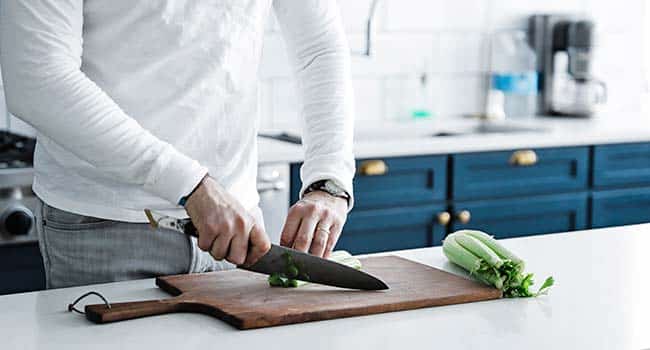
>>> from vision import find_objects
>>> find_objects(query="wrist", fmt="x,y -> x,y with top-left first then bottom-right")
180,174 -> 209,208
303,179 -> 350,208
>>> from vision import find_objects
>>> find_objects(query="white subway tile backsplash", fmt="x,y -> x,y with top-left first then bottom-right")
432,74 -> 487,118
351,78 -> 383,122
584,0 -> 645,34
336,0 -> 386,33
259,0 -> 646,129
383,75 -> 435,121
349,33 -> 436,76
486,0 -> 587,30
435,32 -> 488,74
385,0 -> 487,31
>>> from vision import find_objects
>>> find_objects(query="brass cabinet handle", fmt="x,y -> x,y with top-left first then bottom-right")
456,210 -> 471,224
437,211 -> 451,226
359,159 -> 388,176
509,149 -> 538,167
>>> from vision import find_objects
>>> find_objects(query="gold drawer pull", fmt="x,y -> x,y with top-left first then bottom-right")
359,160 -> 388,176
437,211 -> 451,226
510,150 -> 538,167
456,210 -> 471,224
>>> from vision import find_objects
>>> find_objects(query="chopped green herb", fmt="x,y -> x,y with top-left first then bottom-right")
267,250 -> 362,288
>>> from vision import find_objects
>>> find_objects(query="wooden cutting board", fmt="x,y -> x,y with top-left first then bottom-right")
85,256 -> 501,329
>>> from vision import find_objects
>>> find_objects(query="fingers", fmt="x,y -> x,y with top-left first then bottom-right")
293,213 -> 319,252
323,221 -> 343,259
309,220 -> 332,258
280,208 -> 302,247
245,223 -> 271,266
197,220 -> 217,251
226,217 -> 251,266
210,231 -> 232,261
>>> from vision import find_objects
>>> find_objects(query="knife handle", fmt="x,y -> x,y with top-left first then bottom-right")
181,220 -> 198,238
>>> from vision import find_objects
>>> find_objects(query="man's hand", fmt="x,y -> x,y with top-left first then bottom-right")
280,191 -> 348,258
184,176 -> 271,266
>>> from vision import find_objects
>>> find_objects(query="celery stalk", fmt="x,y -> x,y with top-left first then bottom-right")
462,230 -> 524,267
443,230 -> 554,298
453,234 -> 504,268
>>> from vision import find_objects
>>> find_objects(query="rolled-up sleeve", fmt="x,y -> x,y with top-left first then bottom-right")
273,0 -> 356,209
0,0 -> 208,205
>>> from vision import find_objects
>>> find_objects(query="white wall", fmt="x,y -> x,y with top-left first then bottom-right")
260,0 -> 648,130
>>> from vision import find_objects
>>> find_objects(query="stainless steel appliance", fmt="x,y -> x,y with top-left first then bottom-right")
257,163 -> 290,244
0,131 -> 38,245
528,15 -> 607,117
0,130 -> 44,295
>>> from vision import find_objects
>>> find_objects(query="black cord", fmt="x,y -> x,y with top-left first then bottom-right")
68,291 -> 111,315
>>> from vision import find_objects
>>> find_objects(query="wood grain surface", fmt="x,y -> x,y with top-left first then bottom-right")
85,256 -> 502,329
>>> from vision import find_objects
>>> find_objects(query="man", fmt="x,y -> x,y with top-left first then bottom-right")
0,0 -> 354,288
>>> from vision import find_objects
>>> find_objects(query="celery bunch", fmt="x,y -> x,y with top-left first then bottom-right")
443,230 -> 554,297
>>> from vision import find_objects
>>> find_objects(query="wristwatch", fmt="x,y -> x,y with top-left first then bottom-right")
304,179 -> 350,206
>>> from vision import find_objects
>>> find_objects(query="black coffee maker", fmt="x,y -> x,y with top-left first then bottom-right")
528,15 -> 607,117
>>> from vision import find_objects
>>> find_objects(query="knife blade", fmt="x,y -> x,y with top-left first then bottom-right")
144,209 -> 389,291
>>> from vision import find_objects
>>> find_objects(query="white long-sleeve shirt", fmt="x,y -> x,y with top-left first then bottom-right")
0,0 -> 355,222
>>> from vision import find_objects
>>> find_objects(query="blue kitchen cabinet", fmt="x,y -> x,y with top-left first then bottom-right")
451,192 -> 589,239
593,142 -> 650,188
452,147 -> 589,200
0,243 -> 45,295
336,204 -> 447,254
591,187 -> 650,228
290,155 -> 447,209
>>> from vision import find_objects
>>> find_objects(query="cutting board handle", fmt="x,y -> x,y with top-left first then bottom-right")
84,299 -> 182,324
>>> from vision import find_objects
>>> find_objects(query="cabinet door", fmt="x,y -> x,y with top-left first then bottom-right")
592,187 -> 650,228
290,155 -> 447,209
593,142 -> 650,188
451,193 -> 588,239
452,147 -> 589,200
0,243 -> 45,295
337,204 -> 447,254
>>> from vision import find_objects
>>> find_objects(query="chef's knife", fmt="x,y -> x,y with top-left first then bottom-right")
144,209 -> 389,291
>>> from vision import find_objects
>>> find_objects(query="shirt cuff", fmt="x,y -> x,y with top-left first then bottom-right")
144,144 -> 209,205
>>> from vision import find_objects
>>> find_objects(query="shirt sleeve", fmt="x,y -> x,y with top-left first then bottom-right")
273,0 -> 356,209
0,0 -> 208,205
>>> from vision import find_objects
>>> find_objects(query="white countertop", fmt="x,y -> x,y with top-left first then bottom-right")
258,113 -> 650,163
3,224 -> 649,350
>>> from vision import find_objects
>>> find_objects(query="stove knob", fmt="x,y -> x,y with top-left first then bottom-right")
1,205 -> 34,236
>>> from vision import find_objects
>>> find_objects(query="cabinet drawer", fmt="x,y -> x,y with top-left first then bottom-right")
337,204 -> 447,254
291,156 -> 447,209
593,142 -> 650,188
591,187 -> 650,228
451,192 -> 588,239
452,147 -> 589,200
0,243 -> 45,295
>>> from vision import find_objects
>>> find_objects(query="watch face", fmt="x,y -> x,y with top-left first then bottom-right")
324,180 -> 344,196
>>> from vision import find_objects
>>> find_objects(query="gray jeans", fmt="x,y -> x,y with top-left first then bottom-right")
34,199 -> 257,289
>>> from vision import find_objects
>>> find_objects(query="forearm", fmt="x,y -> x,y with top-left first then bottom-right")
0,0 -> 206,204
273,0 -> 355,208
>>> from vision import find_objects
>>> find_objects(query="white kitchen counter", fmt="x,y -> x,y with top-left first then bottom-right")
258,113 -> 650,163
3,224 -> 649,350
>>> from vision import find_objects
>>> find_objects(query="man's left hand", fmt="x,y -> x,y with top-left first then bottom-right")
280,191 -> 348,258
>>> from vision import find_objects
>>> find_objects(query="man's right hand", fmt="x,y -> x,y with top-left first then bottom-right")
184,176 -> 271,266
